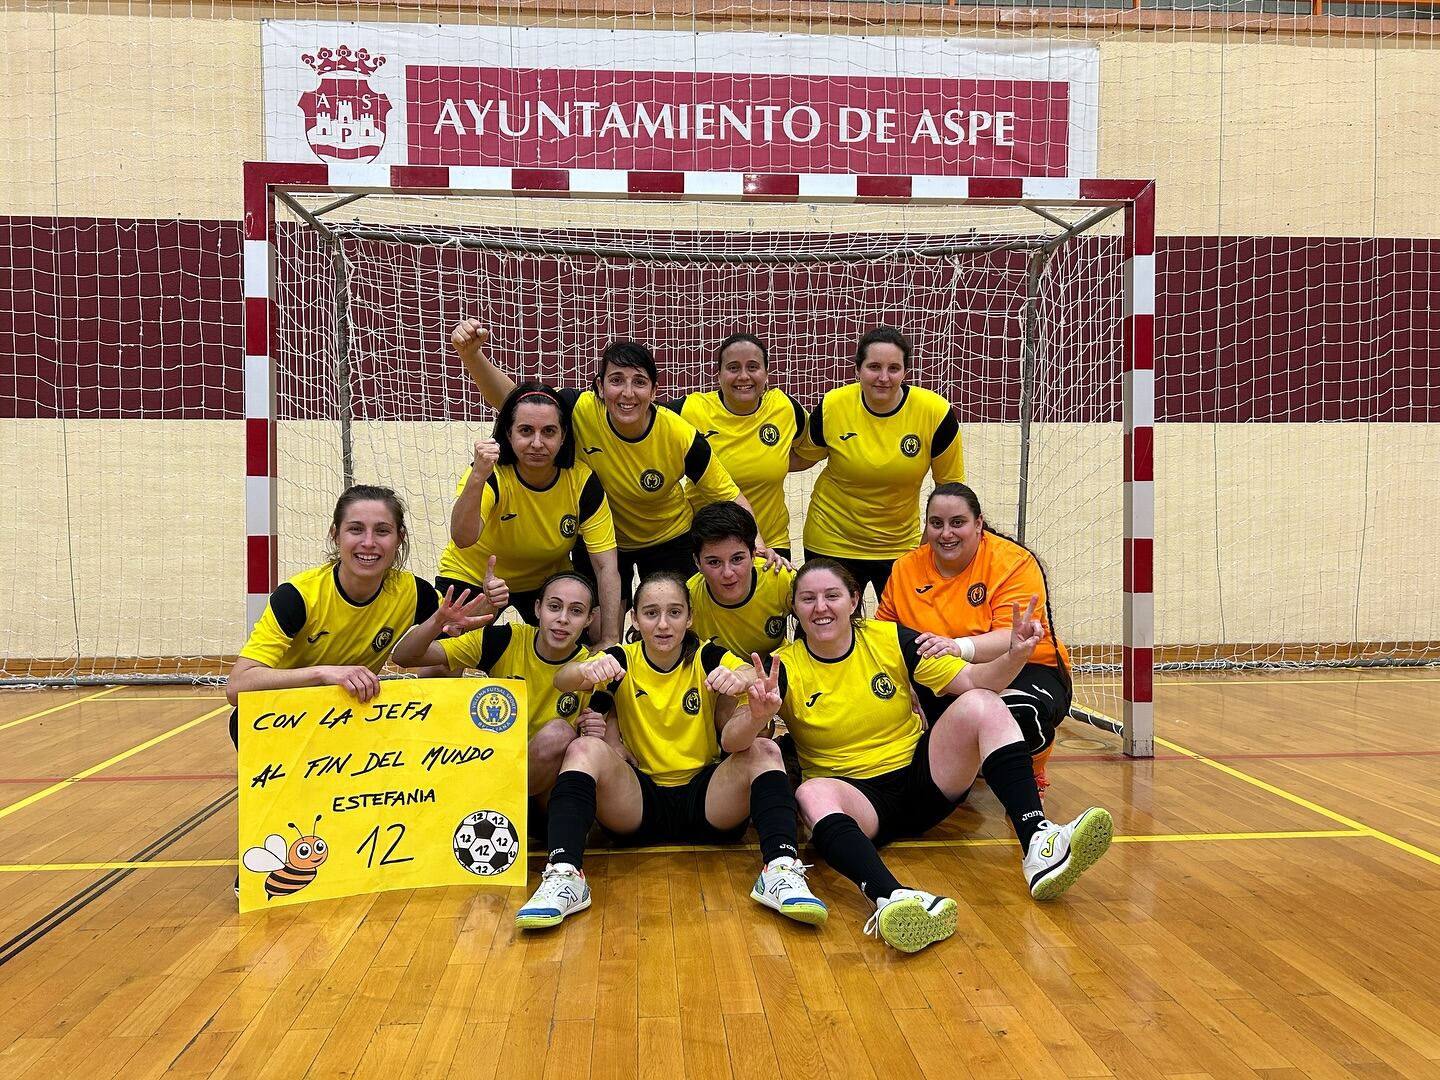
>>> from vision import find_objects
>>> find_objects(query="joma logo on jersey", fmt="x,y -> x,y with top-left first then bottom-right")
306,630 -> 330,644
499,513 -> 518,522
900,434 -> 922,458
758,423 -> 781,447
967,583 -> 988,606
870,673 -> 898,700
370,627 -> 394,653
559,514 -> 578,538
682,688 -> 702,715
765,615 -> 787,638
557,691 -> 580,717
639,469 -> 665,492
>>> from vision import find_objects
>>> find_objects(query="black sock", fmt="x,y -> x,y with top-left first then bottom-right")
545,770 -> 597,870
749,771 -> 800,864
809,812 -> 902,902
981,741 -> 1047,850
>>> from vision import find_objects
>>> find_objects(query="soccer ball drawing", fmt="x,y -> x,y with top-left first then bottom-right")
452,810 -> 520,876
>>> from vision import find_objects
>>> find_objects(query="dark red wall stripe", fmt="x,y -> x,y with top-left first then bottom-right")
1,217 -> 1437,422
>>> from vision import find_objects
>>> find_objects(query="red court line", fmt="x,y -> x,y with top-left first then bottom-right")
1056,748 -> 1440,764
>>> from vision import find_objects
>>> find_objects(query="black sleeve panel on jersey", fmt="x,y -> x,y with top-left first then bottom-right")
659,399 -> 683,414
476,624 -> 513,674
556,387 -> 583,410
413,578 -> 440,626
578,471 -> 606,519
931,408 -> 960,458
808,396 -> 827,448
776,665 -> 790,700
699,642 -> 727,671
590,690 -> 614,713
270,583 -> 306,640
683,432 -> 713,483
895,625 -> 924,680
484,473 -> 500,499
601,645 -> 629,694
787,393 -> 806,441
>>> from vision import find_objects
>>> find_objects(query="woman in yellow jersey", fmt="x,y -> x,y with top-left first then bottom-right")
513,572 -> 827,930
226,486 -> 442,749
790,325 -> 964,598
669,333 -> 806,557
687,501 -> 795,660
451,320 -> 760,607
392,571 -> 608,800
877,483 -> 1072,793
745,559 -> 1112,953
435,381 -> 623,646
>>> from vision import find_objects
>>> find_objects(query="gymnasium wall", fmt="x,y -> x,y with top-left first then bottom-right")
2,5 -> 1438,668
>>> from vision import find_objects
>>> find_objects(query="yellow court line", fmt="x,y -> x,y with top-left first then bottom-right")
0,686 -> 123,732
0,706 -> 229,822
105,695 -> 226,702
1156,735 -> 1440,868
0,859 -> 232,872
0,828 -> 1372,872
1158,675 -> 1440,688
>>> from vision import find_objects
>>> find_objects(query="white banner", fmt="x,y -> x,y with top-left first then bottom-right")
263,21 -> 1098,177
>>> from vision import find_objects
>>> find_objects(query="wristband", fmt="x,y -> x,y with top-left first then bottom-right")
954,637 -> 976,661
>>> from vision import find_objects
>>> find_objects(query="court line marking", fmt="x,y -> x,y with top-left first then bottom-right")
1155,734 -> 1440,867
0,686 -> 123,732
0,706 -> 229,822
1074,674 -> 1440,689
0,828 -> 1370,872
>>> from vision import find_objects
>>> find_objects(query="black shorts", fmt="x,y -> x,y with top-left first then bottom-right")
916,662 -> 1070,757
435,575 -> 544,628
798,550 -> 895,601
608,763 -> 749,847
574,532 -> 694,611
839,728 -> 969,847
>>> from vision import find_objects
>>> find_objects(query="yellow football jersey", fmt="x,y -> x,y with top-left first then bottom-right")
674,389 -> 805,550
439,622 -> 595,738
599,641 -> 746,786
773,619 -> 967,780
561,390 -> 740,549
687,567 -> 795,659
436,462 -> 616,590
240,564 -> 438,674
794,383 -> 964,559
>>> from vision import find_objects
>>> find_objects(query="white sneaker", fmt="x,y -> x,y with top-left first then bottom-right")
515,863 -> 591,929
1024,807 -> 1114,901
750,857 -> 828,925
862,889 -> 958,953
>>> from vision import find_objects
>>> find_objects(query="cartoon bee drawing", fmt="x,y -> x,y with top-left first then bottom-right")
242,816 -> 328,900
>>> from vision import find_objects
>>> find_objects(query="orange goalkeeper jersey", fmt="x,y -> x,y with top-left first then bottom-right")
875,531 -> 1069,671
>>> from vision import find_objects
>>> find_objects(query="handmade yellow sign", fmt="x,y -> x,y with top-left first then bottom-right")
237,678 -> 527,912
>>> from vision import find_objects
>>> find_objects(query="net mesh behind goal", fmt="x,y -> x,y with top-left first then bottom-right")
270,190 -> 1130,723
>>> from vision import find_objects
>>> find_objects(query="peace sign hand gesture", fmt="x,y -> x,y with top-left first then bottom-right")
1007,595 -> 1045,658
747,652 -> 783,721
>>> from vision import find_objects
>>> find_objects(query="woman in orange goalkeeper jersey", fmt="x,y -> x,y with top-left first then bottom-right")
876,483 -> 1071,791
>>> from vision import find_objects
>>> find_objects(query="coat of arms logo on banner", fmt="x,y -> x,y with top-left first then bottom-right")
298,46 -> 392,163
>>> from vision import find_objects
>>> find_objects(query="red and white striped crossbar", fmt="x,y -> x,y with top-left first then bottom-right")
241,162 -> 1156,757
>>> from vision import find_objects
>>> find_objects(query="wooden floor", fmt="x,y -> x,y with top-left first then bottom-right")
1,673 -> 1439,1079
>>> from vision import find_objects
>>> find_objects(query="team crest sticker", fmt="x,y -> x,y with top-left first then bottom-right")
559,513 -> 579,539
557,691 -> 580,717
967,583 -> 988,606
470,684 -> 519,732
370,626 -> 394,653
298,46 -> 392,164
639,469 -> 665,492
452,810 -> 519,876
900,434 -> 922,458
765,615 -> 787,638
871,673 -> 898,700
682,688 -> 702,715
758,423 -> 781,446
